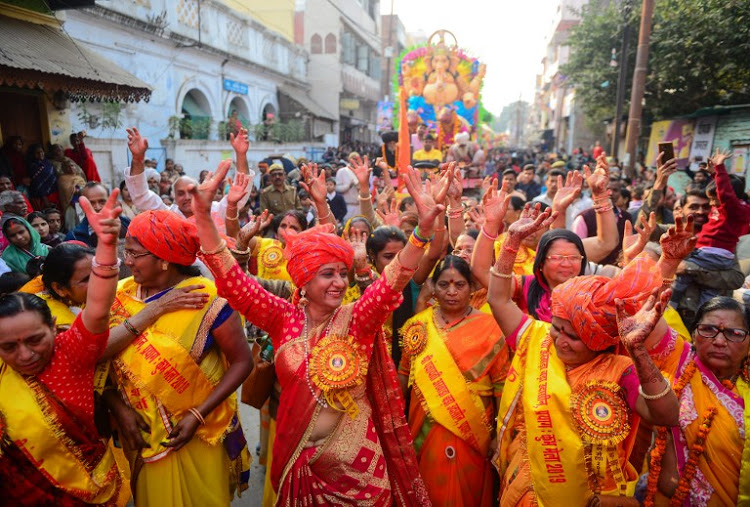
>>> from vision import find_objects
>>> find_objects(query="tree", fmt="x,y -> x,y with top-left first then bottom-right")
563,0 -> 750,129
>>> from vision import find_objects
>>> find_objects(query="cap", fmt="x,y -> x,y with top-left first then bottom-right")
551,160 -> 566,169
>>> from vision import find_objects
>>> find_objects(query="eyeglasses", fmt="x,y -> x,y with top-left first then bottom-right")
123,249 -> 154,260
695,324 -> 749,343
546,254 -> 584,264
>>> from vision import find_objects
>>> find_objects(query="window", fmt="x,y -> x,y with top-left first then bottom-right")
325,33 -> 336,54
341,31 -> 355,65
310,34 -> 322,54
357,44 -> 368,73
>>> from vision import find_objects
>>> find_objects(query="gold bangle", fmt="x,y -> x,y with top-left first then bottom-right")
408,234 -> 430,249
358,195 -> 371,200
638,380 -> 671,401
225,215 -> 239,222
490,267 -> 513,279
188,407 -> 206,425
200,239 -> 227,255
230,246 -> 251,256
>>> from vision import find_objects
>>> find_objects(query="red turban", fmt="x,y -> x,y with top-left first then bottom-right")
551,253 -> 662,351
128,210 -> 200,266
282,224 -> 354,288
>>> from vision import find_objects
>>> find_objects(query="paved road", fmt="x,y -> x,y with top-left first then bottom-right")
232,397 -> 266,506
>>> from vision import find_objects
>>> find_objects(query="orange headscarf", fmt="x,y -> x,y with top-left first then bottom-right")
551,253 -> 662,351
282,224 -> 354,288
127,210 -> 200,266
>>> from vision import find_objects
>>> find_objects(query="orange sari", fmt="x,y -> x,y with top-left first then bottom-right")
400,309 -> 510,506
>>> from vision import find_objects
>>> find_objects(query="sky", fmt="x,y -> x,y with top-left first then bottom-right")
381,0 -> 559,115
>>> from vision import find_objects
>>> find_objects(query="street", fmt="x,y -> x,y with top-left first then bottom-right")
232,396 -> 265,506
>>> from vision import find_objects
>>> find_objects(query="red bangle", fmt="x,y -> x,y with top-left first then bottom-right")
481,226 -> 498,241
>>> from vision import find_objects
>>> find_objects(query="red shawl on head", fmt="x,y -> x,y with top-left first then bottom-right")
128,210 -> 200,266
551,253 -> 662,351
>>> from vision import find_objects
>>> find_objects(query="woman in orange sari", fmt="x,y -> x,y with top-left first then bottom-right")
190,161 -> 444,505
399,255 -> 510,506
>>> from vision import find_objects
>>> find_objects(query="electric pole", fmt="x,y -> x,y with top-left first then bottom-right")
624,0 -> 655,179
611,0 -> 632,160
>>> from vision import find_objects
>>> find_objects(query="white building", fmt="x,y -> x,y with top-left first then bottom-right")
530,0 -> 598,154
60,0 -> 334,185
295,0 -> 382,145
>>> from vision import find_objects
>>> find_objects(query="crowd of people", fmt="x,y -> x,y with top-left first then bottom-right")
1,122 -> 750,507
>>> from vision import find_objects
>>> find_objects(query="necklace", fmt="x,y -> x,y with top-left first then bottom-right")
437,306 -> 472,329
303,308 -> 340,408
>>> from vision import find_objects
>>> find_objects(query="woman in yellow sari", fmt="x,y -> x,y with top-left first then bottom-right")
488,201 -> 695,506
399,255 -> 510,506
108,209 -> 252,506
643,296 -> 750,506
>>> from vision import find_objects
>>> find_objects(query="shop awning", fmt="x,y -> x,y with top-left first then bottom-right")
278,85 -> 336,121
0,14 -> 151,102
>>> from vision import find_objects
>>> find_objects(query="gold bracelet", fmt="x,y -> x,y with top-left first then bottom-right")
638,380 -> 671,401
188,407 -> 206,425
318,208 -> 332,221
200,239 -> 227,255
225,214 -> 239,222
358,195 -> 371,201
230,246 -> 251,256
490,267 -> 513,279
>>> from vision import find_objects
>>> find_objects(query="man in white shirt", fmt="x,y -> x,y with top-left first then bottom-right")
335,161 -> 359,221
125,127 -> 250,223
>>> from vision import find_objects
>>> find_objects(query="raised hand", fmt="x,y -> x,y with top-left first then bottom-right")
616,288 -> 671,349
660,215 -> 697,261
226,172 -> 251,206
585,157 -> 609,197
376,198 -> 400,227
708,147 -> 732,169
552,170 -> 582,211
229,127 -> 250,155
654,152 -> 677,190
350,154 -> 371,189
349,231 -> 368,272
299,163 -> 327,204
80,188 -> 122,246
507,203 -> 557,243
126,127 -> 148,159
482,179 -> 511,227
189,160 -> 232,216
445,162 -> 463,202
237,210 -> 273,250
467,205 -> 485,229
622,212 -> 656,265
404,165 -> 450,236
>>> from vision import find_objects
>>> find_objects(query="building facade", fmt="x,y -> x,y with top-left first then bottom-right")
529,0 -> 599,155
295,0 -> 382,145
59,0 -> 333,185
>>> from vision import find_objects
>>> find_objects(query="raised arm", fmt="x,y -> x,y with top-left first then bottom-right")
622,212 -> 656,266
616,289 -> 679,426
80,189 -> 122,334
470,178 -> 510,289
232,210 -> 272,271
488,204 -> 556,338
350,155 -> 376,223
640,152 -> 676,222
230,127 -> 250,175
581,157 -> 619,263
550,170 -> 581,230
188,160 -> 292,338
445,163 -> 465,246
300,163 -> 335,227
125,127 -> 168,212
224,172 -> 251,239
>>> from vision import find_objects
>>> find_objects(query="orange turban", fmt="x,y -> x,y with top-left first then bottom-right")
551,254 -> 662,351
282,224 -> 354,288
127,210 -> 200,266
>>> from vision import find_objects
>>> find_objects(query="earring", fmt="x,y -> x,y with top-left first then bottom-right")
298,289 -> 309,309
162,262 -> 168,271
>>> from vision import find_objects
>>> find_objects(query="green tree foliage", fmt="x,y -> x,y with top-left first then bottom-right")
563,0 -> 750,129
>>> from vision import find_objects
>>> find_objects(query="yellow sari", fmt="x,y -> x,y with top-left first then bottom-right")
496,318 -> 639,506
254,237 -> 291,282
494,233 -> 535,276
109,276 -> 250,506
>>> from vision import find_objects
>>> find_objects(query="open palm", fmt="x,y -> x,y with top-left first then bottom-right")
507,203 -> 556,242
80,188 -> 122,246
616,289 -> 670,348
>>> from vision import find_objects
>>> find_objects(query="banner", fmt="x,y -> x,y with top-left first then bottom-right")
377,101 -> 394,131
731,146 -> 749,175
688,116 -> 717,169
646,119 -> 695,168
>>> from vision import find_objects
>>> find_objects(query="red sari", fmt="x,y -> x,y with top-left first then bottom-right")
202,248 -> 429,506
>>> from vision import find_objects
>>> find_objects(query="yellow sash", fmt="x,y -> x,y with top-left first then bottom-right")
36,292 -> 79,330
737,378 -> 750,505
407,310 -> 491,454
110,277 -> 236,460
497,319 -> 634,505
256,237 -> 291,282
0,361 -> 120,503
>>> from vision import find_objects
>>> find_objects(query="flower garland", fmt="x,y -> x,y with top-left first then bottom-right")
644,361 -> 696,507
644,361 -> 719,507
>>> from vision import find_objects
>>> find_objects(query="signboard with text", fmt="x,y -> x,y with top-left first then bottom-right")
688,116 -> 717,169
223,79 -> 248,95
646,119 -> 694,169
